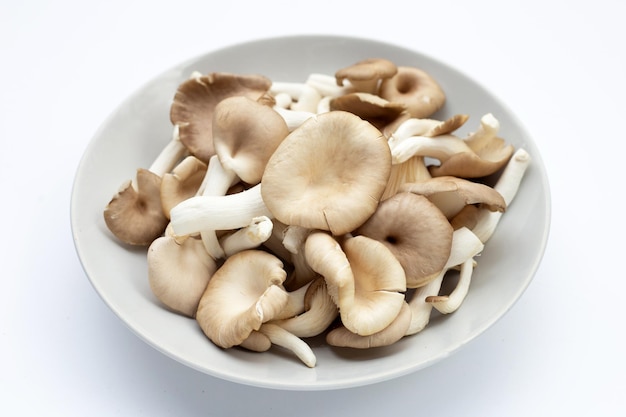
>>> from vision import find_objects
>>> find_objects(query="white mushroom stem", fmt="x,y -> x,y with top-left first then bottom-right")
169,184 -> 273,237
389,117 -> 444,144
258,323 -> 317,368
426,258 -> 475,314
130,125 -> 188,191
273,107 -> 316,131
464,113 -> 499,148
272,92 -> 293,109
471,148 -> 531,243
390,134 -> 471,165
305,73 -> 353,97
282,225 -> 312,254
197,155 -> 239,259
405,227 -> 484,336
270,82 -> 321,113
219,216 -> 274,257
316,96 -> 332,114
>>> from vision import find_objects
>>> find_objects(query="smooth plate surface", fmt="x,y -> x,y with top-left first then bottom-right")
70,35 -> 551,390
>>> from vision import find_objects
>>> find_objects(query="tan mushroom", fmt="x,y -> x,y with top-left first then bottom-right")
335,58 -> 398,94
147,235 -> 217,317
379,66 -> 446,119
271,276 -> 338,338
104,127 -> 187,246
305,232 -> 406,336
398,175 -> 506,220
195,250 -> 288,349
261,110 -> 391,236
170,72 -> 272,163
329,92 -> 406,131
160,155 -> 207,218
326,301 -> 411,349
355,192 -> 453,288
405,227 -> 484,335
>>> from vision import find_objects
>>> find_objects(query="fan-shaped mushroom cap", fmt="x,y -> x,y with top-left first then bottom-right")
379,66 -> 446,119
355,192 -> 453,288
147,235 -> 217,317
399,175 -> 506,219
329,92 -> 406,131
335,58 -> 398,94
326,301 -> 412,349
160,156 -> 207,218
195,250 -> 288,349
261,110 -> 391,236
170,72 -> 272,163
104,168 -> 169,246
305,232 -> 406,336
212,96 -> 290,185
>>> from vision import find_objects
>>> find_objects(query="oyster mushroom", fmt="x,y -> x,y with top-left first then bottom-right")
261,110 -> 392,236
170,72 -> 272,163
305,232 -> 406,336
326,301 -> 412,349
103,126 -> 187,246
398,175 -> 506,220
335,58 -> 398,94
147,235 -> 217,317
405,227 -> 484,335
195,250 -> 288,349
355,192 -> 454,288
329,92 -> 406,131
379,65 -> 446,118
160,155 -> 207,218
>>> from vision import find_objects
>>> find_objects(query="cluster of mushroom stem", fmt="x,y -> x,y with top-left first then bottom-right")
103,58 -> 532,368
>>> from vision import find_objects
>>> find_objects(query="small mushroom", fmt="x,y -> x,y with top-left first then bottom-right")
355,192 -> 454,288
170,72 -> 272,163
271,277 -> 338,338
104,127 -> 188,246
398,175 -> 506,219
405,227 -> 484,335
329,92 -> 406,131
335,58 -> 398,94
305,232 -> 406,336
147,235 -> 217,317
195,250 -> 289,349
261,110 -> 392,236
465,148 -> 532,242
426,257 -> 475,314
160,155 -> 207,218
379,66 -> 446,119
218,215 -> 274,257
257,323 -> 317,368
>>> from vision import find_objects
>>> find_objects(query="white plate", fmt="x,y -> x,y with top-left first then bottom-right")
70,35 -> 551,390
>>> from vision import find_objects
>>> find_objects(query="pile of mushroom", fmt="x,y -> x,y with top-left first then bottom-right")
103,58 -> 532,367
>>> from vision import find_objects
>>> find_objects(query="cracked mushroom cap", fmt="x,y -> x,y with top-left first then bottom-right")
170,72 -> 272,163
147,235 -> 217,317
103,168 -> 169,246
212,96 -> 290,185
261,110 -> 391,236
195,250 -> 288,349
379,66 -> 446,119
335,58 -> 398,94
355,192 -> 453,289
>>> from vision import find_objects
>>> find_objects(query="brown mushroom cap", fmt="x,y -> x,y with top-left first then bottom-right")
195,250 -> 288,349
170,72 -> 272,163
329,92 -> 406,131
147,235 -> 217,317
103,168 -> 169,246
379,66 -> 446,119
212,96 -> 289,185
160,155 -> 207,218
335,58 -> 398,93
261,110 -> 391,236
398,175 -> 506,219
355,192 -> 453,288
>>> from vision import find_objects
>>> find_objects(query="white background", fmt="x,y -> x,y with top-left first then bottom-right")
3,1 -> 625,416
